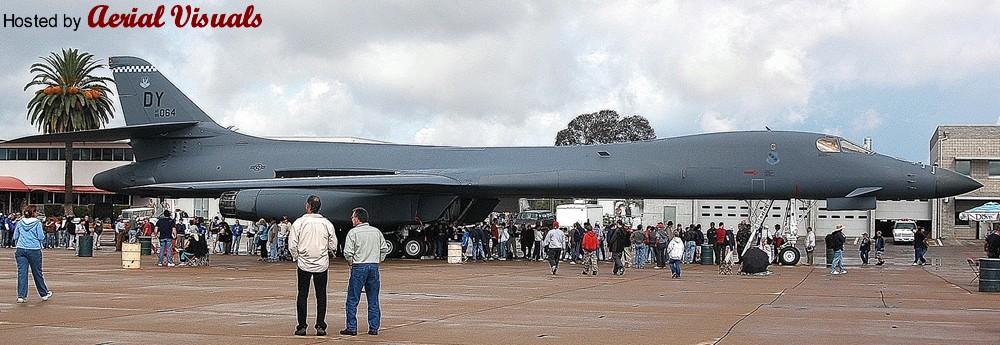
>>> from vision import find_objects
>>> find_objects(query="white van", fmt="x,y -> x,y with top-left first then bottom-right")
892,219 -> 917,244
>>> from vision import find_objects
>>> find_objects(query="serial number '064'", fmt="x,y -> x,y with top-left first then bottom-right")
153,108 -> 176,117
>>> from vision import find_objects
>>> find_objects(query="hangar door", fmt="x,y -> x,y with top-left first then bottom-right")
815,213 -> 869,237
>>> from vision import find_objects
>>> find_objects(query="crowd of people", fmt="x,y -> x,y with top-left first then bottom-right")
2,206 -> 974,274
426,215 -> 975,279
440,219 -> 759,278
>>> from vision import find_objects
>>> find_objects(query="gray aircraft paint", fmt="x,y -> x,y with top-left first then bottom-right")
10,57 -> 981,234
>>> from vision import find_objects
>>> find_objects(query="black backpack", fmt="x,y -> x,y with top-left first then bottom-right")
825,233 -> 834,249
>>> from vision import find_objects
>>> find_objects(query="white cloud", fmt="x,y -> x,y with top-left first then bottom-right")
700,112 -> 736,132
852,109 -> 885,131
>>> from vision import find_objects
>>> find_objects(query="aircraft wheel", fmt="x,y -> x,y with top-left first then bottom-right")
385,236 -> 402,258
403,238 -> 425,259
778,246 -> 800,266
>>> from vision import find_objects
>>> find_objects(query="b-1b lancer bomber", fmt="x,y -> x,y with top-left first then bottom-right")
10,57 -> 981,257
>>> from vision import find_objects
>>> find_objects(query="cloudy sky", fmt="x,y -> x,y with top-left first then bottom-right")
1,1 -> 999,162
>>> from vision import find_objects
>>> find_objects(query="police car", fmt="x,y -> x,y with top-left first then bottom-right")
892,219 -> 917,244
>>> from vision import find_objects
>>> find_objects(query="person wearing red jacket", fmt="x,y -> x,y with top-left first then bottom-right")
714,222 -> 727,264
581,223 -> 599,275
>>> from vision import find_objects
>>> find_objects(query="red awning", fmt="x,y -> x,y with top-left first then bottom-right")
24,185 -> 115,195
0,176 -> 30,192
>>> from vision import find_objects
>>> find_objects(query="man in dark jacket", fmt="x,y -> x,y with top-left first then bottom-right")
913,227 -> 929,265
985,227 -> 1000,258
571,223 -> 585,264
608,221 -> 630,275
830,224 -> 847,275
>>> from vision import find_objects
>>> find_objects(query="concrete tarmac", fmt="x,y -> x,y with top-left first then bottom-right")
1,241 -> 997,345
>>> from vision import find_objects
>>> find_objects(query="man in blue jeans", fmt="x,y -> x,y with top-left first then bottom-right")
155,210 -> 177,267
830,224 -> 847,275
341,207 -> 390,336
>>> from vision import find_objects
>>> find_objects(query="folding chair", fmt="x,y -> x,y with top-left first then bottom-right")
968,258 -> 980,284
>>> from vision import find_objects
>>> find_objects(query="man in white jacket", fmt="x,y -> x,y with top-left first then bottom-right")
288,195 -> 337,337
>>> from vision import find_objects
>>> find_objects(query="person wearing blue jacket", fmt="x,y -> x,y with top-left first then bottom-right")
13,205 -> 52,303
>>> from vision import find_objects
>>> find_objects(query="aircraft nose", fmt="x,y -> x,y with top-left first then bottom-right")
935,169 -> 982,197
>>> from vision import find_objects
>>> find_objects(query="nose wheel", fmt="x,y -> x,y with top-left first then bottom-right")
778,246 -> 800,265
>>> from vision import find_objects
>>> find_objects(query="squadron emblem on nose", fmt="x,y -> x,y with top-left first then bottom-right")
767,152 -> 780,166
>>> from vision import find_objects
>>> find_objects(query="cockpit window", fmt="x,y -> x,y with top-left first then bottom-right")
816,138 -> 840,153
840,139 -> 872,154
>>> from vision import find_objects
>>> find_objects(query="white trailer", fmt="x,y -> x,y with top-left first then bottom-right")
556,204 -> 604,228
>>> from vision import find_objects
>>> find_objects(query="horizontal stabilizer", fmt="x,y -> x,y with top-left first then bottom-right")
845,186 -> 883,198
5,122 -> 197,143
128,173 -> 463,194
826,196 -> 876,211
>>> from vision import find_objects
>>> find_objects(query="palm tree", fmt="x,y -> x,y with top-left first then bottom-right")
24,48 -> 115,217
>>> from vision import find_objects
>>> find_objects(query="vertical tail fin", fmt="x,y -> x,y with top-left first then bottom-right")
109,56 -> 223,129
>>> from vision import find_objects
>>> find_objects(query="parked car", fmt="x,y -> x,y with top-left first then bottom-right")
513,210 -> 555,227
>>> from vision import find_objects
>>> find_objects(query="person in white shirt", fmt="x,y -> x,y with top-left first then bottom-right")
341,207 -> 389,336
803,227 -> 816,266
667,230 -> 685,278
288,195 -> 337,337
542,226 -> 566,275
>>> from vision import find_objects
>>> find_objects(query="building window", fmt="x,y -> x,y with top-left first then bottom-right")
29,191 -> 45,204
955,160 -> 971,176
194,198 -> 211,219
990,161 -> 1000,177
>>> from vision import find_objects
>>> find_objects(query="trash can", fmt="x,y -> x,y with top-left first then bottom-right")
77,236 -> 93,257
826,249 -> 835,267
122,242 -> 141,269
447,242 -> 462,264
701,244 -> 714,265
980,258 -> 1000,292
139,236 -> 152,255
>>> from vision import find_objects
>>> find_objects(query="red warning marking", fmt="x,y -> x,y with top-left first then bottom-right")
744,170 -> 759,175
